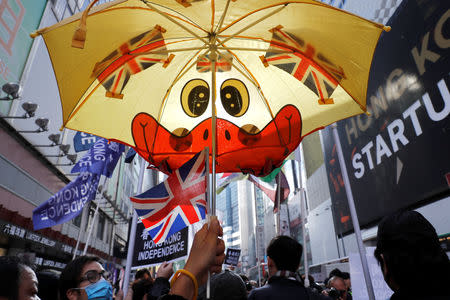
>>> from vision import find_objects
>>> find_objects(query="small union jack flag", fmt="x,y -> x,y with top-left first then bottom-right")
130,149 -> 207,244
93,26 -> 169,99
196,53 -> 233,73
262,26 -> 345,103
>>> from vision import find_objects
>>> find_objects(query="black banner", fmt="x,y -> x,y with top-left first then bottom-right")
323,0 -> 450,234
132,223 -> 188,268
224,248 -> 241,266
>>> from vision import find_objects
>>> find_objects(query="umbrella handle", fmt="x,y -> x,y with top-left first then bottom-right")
72,0 -> 100,49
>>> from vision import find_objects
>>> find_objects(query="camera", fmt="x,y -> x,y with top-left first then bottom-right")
326,287 -> 345,300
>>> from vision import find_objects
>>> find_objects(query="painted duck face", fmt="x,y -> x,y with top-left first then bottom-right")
131,75 -> 302,176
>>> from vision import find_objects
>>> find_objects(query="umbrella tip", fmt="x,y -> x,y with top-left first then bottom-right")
383,26 -> 391,32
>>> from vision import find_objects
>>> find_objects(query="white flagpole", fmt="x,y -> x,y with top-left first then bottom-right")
276,175 -> 281,235
83,203 -> 99,255
300,188 -> 309,287
207,38 -> 218,300
73,202 -> 89,259
331,123 -> 375,300
82,176 -> 108,255
295,146 -> 309,287
123,158 -> 146,298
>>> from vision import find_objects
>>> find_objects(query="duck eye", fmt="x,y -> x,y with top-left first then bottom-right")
181,79 -> 210,117
220,79 -> 249,117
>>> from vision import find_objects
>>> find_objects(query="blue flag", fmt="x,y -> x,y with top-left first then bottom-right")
32,172 -> 100,230
71,138 -> 125,178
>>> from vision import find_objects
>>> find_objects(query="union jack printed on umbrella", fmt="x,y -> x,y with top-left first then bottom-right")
261,26 -> 345,103
196,53 -> 232,73
130,149 -> 207,244
93,25 -> 171,99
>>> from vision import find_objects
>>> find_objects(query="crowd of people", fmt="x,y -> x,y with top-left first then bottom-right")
0,211 -> 449,300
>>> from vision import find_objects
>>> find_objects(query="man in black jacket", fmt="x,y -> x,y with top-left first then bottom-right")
374,211 -> 450,300
248,236 -> 329,300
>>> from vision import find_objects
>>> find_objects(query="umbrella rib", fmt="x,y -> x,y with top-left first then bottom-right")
217,4 -> 287,47
218,46 -> 275,120
217,46 -> 291,53
129,46 -> 208,56
156,49 -> 210,124
214,0 -> 232,34
141,0 -> 208,45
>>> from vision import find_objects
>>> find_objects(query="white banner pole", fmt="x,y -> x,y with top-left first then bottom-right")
73,202 -> 89,259
331,123 -> 375,300
123,158 -> 146,298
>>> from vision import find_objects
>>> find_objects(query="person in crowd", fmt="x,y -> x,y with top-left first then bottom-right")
135,269 -> 152,282
248,236 -> 330,300
36,269 -> 60,300
145,262 -> 173,300
197,269 -> 247,300
239,274 -> 253,295
0,256 -> 40,300
302,274 -> 323,294
158,216 -> 225,300
374,211 -> 450,300
326,276 -> 350,300
340,272 -> 351,297
59,255 -> 113,300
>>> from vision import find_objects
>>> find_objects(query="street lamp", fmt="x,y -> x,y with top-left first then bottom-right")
0,82 -> 20,101
33,133 -> 61,147
54,153 -> 78,166
16,118 -> 49,133
44,144 -> 71,157
2,102 -> 38,119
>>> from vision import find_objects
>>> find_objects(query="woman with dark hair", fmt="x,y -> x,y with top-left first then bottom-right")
374,211 -> 450,300
0,256 -> 40,300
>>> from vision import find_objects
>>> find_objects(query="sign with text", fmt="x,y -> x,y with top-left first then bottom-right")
349,247 -> 393,300
224,248 -> 241,266
255,225 -> 265,259
73,132 -> 99,152
323,0 -> 450,234
32,172 -> 100,230
71,138 -> 125,178
132,222 -> 188,268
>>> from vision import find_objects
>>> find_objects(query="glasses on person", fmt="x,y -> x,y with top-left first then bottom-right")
79,270 -> 107,284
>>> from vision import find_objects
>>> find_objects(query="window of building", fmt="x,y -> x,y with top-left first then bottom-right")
97,213 -> 105,240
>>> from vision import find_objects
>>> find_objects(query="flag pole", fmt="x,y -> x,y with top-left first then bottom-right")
276,175 -> 281,235
300,188 -> 309,287
83,176 -> 108,255
331,123 -> 375,300
123,158 -> 146,298
206,38 -> 218,300
73,202 -> 89,259
294,146 -> 309,287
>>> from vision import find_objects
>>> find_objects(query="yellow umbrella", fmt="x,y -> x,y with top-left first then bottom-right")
31,0 -> 389,177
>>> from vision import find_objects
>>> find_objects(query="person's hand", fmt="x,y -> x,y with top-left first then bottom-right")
184,216 -> 225,285
156,261 -> 173,279
169,217 -> 225,300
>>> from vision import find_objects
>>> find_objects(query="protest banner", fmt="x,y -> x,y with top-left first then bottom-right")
71,138 -> 125,178
131,222 -> 188,269
224,248 -> 241,266
32,172 -> 100,230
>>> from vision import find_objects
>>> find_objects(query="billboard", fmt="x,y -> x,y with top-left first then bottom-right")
323,0 -> 450,234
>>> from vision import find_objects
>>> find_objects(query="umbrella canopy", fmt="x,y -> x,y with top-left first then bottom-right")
32,0 -> 389,176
